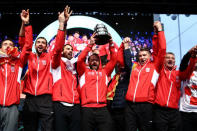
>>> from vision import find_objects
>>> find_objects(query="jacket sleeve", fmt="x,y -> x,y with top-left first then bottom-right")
152,34 -> 159,61
51,30 -> 65,69
124,48 -> 133,71
179,52 -> 191,72
153,31 -> 166,73
19,25 -> 33,66
117,43 -> 124,67
104,44 -> 117,76
77,44 -> 93,76
18,36 -> 25,50
179,55 -> 197,80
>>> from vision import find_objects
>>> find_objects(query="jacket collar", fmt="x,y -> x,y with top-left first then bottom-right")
138,59 -> 150,67
164,64 -> 177,72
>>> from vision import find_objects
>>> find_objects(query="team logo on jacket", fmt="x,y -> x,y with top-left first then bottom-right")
42,60 -> 46,65
88,72 -> 94,75
11,66 -> 15,72
146,68 -> 150,72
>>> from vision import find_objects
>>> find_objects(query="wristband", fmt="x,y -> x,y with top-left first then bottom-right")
24,23 -> 30,26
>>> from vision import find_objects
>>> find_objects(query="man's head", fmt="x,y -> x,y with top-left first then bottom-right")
74,31 -> 80,38
35,37 -> 47,55
68,35 -> 74,42
138,48 -> 151,65
62,44 -> 73,60
88,53 -> 100,70
0,39 -> 15,54
164,52 -> 175,70
82,35 -> 88,41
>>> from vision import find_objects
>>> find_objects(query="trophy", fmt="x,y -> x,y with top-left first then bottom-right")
94,24 -> 111,45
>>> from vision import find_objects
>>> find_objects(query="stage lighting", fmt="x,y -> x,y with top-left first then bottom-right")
185,14 -> 190,17
171,14 -> 177,20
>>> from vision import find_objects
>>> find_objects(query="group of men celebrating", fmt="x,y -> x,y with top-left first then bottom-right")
0,5 -> 197,131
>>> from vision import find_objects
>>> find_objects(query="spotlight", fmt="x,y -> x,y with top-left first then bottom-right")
171,14 -> 177,20
185,14 -> 190,17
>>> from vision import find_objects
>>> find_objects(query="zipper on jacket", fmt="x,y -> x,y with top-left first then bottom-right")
96,72 -> 99,104
166,82 -> 173,107
48,78 -> 50,91
3,62 -> 8,106
72,75 -> 75,104
35,56 -> 40,96
60,84 -> 63,96
169,71 -> 172,79
133,63 -> 147,102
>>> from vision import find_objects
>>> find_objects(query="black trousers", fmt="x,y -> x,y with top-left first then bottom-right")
53,102 -> 80,131
125,101 -> 153,131
153,105 -> 181,131
180,111 -> 197,131
110,108 -> 126,131
22,94 -> 54,131
81,106 -> 112,131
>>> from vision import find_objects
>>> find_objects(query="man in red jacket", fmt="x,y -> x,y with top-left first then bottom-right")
19,7 -> 71,131
77,33 -> 117,131
0,9 -> 33,131
153,45 -> 197,131
50,6 -> 81,131
124,21 -> 166,131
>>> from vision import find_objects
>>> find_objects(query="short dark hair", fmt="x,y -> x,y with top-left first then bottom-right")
0,38 -> 15,48
74,31 -> 80,34
139,48 -> 151,55
63,44 -> 73,50
35,37 -> 48,45
88,53 -> 100,62
166,52 -> 175,56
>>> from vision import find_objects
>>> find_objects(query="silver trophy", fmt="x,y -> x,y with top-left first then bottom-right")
94,24 -> 111,45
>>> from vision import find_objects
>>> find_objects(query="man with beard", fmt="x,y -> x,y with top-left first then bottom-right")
77,33 -> 117,131
51,6 -> 81,131
19,6 -> 71,131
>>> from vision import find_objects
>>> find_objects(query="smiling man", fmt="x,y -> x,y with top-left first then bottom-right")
153,47 -> 197,131
20,7 -> 72,131
124,21 -> 166,131
0,9 -> 33,131
51,6 -> 81,131
77,33 -> 117,131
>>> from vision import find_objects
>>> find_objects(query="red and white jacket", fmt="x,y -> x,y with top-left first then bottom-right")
153,32 -> 197,109
23,52 -> 53,96
51,30 -> 80,104
155,58 -> 196,109
77,43 -> 117,107
21,32 -> 53,96
125,31 -> 166,103
180,70 -> 197,112
0,25 -> 33,106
